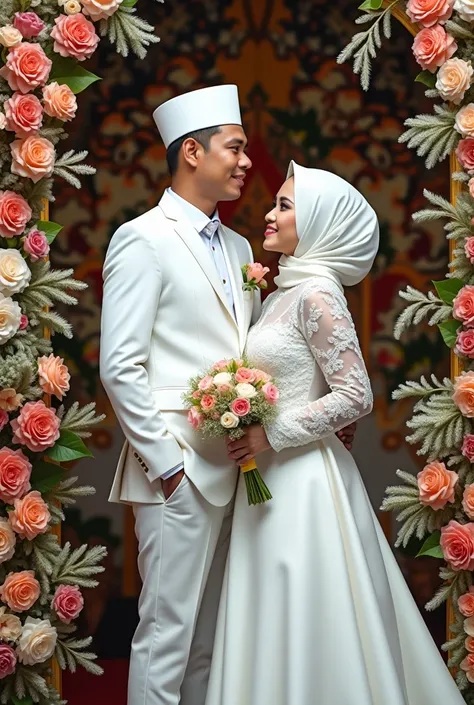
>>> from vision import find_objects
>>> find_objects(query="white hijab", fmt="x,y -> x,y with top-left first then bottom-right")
274,161 -> 380,292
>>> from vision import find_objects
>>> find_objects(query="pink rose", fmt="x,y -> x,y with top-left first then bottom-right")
0,190 -> 32,238
462,434 -> 474,461
13,12 -> 45,38
453,286 -> 474,328
467,636 -> 474,652
191,391 -> 201,400
188,406 -> 204,430
0,447 -> 32,503
465,616 -> 474,636
19,315 -> 28,331
440,520 -> 474,571
42,82 -> 77,122
0,570 -> 40,612
459,587 -> 474,617
0,43 -> 51,93
253,369 -> 271,384
51,14 -> 99,61
456,138 -> 474,174
262,382 -> 280,405
0,643 -> 16,679
9,490 -> 51,540
455,329 -> 474,358
11,400 -> 60,452
463,485 -> 474,519
213,359 -> 229,371
406,0 -> 454,26
412,24 -> 457,73
23,228 -> 49,262
10,135 -> 55,183
4,93 -> 43,138
461,652 -> 474,683
417,460 -> 458,510
200,394 -> 216,411
454,371 -> 474,417
231,398 -> 251,417
37,353 -> 70,400
465,237 -> 474,265
52,584 -> 84,624
246,262 -> 270,284
216,383 -> 233,393
235,367 -> 256,384
0,410 -> 8,432
470,178 -> 474,200
198,375 -> 214,392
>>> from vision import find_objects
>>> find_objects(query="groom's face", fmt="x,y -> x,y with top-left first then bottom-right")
195,125 -> 252,202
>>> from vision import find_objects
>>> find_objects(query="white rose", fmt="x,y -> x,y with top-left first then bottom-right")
0,296 -> 21,344
0,26 -> 22,48
17,617 -> 57,665
81,0 -> 123,20
436,58 -> 473,104
0,113 -> 6,131
64,0 -> 82,13
0,606 -> 21,642
0,249 -> 31,296
214,372 -> 233,386
235,382 -> 257,399
455,0 -> 474,21
220,412 -> 240,429
0,519 -> 16,565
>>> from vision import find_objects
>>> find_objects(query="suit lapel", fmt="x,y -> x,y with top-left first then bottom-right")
220,226 -> 246,350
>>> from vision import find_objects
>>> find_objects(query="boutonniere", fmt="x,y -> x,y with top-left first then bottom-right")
242,263 -> 270,291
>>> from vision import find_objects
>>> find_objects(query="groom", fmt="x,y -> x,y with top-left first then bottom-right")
100,84 -> 356,705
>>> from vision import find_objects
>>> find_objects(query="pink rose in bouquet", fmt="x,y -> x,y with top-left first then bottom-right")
456,328 -> 474,357
406,0 -> 454,26
4,93 -> 43,137
52,584 -> 84,624
0,43 -> 51,93
0,190 -> 32,238
465,236 -> 474,264
457,138 -> 474,174
459,586 -> 474,617
23,228 -> 49,261
13,12 -> 45,38
453,286 -> 474,328
412,24 -> 457,73
51,14 -> 99,61
440,520 -> 474,571
463,433 -> 474,461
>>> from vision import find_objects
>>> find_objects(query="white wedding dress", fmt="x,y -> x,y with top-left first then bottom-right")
205,278 -> 464,705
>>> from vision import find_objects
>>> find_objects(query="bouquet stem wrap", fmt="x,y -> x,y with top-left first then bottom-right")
240,458 -> 272,505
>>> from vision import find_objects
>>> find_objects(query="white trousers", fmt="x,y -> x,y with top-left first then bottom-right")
128,475 -> 233,705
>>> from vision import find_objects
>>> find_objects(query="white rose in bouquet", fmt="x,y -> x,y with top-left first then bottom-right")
17,617 -> 57,665
0,249 -> 31,296
235,382 -> 258,399
455,0 -> 474,21
0,295 -> 21,344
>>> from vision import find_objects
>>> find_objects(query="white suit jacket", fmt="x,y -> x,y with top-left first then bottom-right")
100,190 -> 261,507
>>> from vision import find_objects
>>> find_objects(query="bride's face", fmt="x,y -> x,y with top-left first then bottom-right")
263,177 -> 298,256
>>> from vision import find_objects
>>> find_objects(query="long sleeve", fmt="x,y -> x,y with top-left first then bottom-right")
266,285 -> 373,452
99,225 -> 184,482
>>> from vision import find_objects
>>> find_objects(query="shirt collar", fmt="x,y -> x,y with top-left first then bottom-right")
167,188 -> 220,234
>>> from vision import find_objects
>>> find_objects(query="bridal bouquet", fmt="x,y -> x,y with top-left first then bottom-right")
183,358 -> 278,505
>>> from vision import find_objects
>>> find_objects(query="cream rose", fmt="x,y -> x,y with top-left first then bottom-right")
235,382 -> 257,399
0,296 -> 21,345
0,113 -> 5,131
17,617 -> 57,665
454,0 -> 474,21
456,104 -> 474,138
220,412 -> 240,429
0,519 -> 15,564
64,0 -> 82,13
214,372 -> 233,386
0,26 -> 23,48
436,58 -> 473,104
0,249 -> 31,297
0,606 -> 21,642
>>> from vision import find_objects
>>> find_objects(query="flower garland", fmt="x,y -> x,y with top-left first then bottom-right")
0,1 -> 158,703
340,0 -> 474,696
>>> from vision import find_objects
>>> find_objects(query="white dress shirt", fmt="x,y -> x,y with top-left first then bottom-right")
161,188 -> 235,479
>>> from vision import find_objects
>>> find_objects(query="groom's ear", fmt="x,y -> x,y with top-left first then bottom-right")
181,137 -> 204,169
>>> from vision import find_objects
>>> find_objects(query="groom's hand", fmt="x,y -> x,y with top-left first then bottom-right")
226,425 -> 270,466
161,469 -> 185,500
336,422 -> 357,451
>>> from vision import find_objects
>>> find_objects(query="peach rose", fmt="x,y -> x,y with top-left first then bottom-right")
235,367 -> 256,384
23,228 -> 49,262
13,12 -> 45,39
463,485 -> 474,519
465,236 -> 474,264
0,410 -> 8,432
440,520 -> 474,570
246,262 -> 270,284
0,43 -> 51,94
407,0 -> 454,26
456,104 -> 474,138
0,571 -> 40,612
0,388 -> 23,412
467,636 -> 474,652
52,584 -> 84,624
461,652 -> 474,683
262,382 -> 280,405
456,329 -> 474,358
254,369 -> 272,384
453,286 -> 474,328
51,13 -> 99,61
10,135 -> 55,183
201,394 -> 216,411
213,359 -> 229,371
0,606 -> 21,642
459,587 -> 474,617
4,92 -> 43,138
462,433 -> 474,461
0,643 -> 16,679
436,58 -> 473,104
454,371 -> 474,417
0,190 -> 32,238
188,407 -> 203,430
42,82 -> 77,122
0,447 -> 31,503
81,0 -> 123,20
456,138 -> 474,174
37,353 -> 70,400
0,519 -> 16,565
0,26 -> 22,48
198,375 -> 214,392
17,617 -> 57,665
455,0 -> 474,22
11,400 -> 60,452
231,398 -> 251,416
9,490 -> 51,541
412,24 -> 457,73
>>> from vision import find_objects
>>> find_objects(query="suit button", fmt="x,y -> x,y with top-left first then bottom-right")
133,451 -> 138,458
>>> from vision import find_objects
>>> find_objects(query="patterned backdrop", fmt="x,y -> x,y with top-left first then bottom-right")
51,0 -> 450,466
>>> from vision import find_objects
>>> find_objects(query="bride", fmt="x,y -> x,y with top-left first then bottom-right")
204,161 -> 464,705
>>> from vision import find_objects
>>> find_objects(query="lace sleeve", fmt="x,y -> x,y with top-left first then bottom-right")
265,285 -> 373,452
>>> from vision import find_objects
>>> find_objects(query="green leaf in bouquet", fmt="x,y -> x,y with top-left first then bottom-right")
122,0 -> 138,6
45,430 -> 93,463
416,530 -> 443,559
358,0 -> 383,9
433,278 -> 464,306
49,57 -> 101,94
36,220 -> 63,245
11,697 -> 34,705
415,71 -> 437,89
30,460 -> 63,493
437,318 -> 461,349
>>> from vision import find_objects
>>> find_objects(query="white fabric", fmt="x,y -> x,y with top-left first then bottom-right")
153,85 -> 242,148
205,280 -> 464,705
100,190 -> 260,505
274,161 -> 380,292
129,474 -> 233,705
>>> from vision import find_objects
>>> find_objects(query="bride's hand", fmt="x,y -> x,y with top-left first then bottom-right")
226,425 -> 271,466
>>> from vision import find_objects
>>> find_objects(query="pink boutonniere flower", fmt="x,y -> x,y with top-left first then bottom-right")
242,262 -> 269,291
